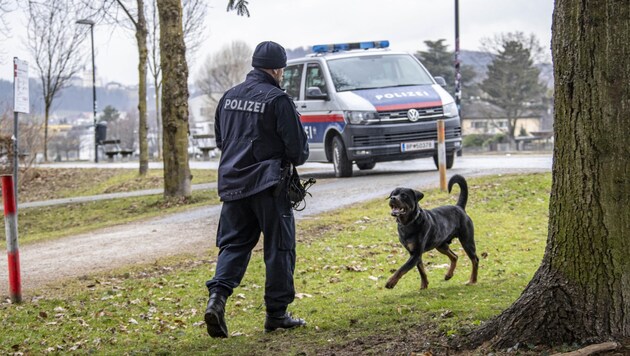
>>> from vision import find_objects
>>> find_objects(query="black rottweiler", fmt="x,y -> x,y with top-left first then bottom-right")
386,174 -> 478,290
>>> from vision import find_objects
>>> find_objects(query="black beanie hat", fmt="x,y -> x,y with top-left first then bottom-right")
251,41 -> 287,69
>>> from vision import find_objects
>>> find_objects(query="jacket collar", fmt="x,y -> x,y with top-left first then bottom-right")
247,68 -> 281,88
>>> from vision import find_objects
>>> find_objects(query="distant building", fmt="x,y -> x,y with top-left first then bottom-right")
460,99 -> 549,137
188,93 -> 222,136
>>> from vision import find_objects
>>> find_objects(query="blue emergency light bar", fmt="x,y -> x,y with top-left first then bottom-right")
312,40 -> 390,53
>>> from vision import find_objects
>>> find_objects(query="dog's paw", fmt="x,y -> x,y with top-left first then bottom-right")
385,279 -> 396,289
465,280 -> 477,286
444,273 -> 453,281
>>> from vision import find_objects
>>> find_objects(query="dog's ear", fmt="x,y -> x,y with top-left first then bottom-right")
414,190 -> 424,202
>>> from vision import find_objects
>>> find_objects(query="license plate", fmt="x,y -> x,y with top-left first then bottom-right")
400,140 -> 434,152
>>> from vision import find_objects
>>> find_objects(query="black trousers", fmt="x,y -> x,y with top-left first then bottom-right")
206,187 -> 296,316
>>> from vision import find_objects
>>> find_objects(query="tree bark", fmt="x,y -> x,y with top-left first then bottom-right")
154,76 -> 162,160
157,0 -> 191,198
136,0 -> 149,175
466,0 -> 629,350
44,105 -> 50,162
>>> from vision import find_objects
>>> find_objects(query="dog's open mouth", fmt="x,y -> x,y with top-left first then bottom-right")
390,207 -> 406,217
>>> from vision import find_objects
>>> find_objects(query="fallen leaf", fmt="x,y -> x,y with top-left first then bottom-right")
295,293 -> 312,299
345,265 -> 367,272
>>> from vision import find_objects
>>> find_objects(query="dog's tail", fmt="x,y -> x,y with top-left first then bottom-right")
448,174 -> 468,210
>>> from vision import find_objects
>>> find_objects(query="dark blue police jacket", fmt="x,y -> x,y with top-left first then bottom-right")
215,69 -> 309,202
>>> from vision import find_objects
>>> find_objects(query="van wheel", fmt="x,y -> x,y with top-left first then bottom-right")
357,161 -> 376,170
432,152 -> 455,170
332,136 -> 353,177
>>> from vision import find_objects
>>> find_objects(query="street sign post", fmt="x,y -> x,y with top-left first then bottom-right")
7,57 -> 28,304
13,58 -> 29,206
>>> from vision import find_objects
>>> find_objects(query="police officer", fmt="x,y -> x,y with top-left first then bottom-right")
204,41 -> 310,338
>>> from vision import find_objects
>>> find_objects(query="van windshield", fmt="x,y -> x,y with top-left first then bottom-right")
327,54 -> 434,92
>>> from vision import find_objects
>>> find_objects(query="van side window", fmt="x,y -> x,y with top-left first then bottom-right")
305,63 -> 328,97
282,64 -> 303,100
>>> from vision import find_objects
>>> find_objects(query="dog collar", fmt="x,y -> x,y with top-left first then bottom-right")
399,209 -> 422,226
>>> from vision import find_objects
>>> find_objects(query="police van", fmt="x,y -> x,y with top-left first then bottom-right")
281,40 -> 462,177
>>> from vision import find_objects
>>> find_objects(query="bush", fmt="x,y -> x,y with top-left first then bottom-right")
463,134 -> 487,148
483,133 -> 507,147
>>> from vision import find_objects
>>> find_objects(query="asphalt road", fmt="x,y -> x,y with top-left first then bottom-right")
0,154 -> 552,296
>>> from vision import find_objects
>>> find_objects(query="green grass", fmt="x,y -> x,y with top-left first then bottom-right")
0,173 -> 552,355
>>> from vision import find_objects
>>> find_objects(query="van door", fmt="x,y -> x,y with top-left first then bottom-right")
297,62 -> 343,162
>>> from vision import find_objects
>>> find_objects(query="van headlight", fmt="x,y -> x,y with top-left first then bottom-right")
443,102 -> 459,118
345,111 -> 380,124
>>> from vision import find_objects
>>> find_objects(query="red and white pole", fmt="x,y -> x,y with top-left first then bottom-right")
2,175 -> 21,303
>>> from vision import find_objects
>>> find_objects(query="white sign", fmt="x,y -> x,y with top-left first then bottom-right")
13,58 -> 29,114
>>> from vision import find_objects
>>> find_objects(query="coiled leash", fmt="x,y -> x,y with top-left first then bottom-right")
274,163 -> 317,211
288,175 -> 316,211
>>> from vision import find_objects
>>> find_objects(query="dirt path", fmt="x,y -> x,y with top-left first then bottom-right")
0,205 -> 222,295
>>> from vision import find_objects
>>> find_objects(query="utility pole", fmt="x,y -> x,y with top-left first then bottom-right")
76,19 -> 98,163
454,0 -> 461,113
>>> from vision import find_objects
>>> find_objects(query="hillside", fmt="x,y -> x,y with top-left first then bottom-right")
0,79 -> 138,118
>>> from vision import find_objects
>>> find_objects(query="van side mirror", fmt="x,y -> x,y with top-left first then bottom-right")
434,76 -> 447,88
306,86 -> 329,100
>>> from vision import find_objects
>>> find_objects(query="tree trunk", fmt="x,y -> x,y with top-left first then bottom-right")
157,0 -> 191,198
154,76 -> 162,160
136,0 -> 149,175
43,105 -> 49,162
466,0 -> 629,350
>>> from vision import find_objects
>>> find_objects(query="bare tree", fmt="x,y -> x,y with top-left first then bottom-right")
480,32 -> 548,63
48,129 -> 80,161
195,40 -> 252,103
26,0 -> 87,162
0,103 -> 44,189
147,0 -> 207,160
110,110 -> 137,150
0,0 -> 14,39
467,0 -> 629,350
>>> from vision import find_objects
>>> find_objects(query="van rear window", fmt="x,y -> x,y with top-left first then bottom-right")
328,54 -> 434,92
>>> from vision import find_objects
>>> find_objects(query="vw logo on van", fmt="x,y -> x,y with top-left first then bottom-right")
407,109 -> 421,122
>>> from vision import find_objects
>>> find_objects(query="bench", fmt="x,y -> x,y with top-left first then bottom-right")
101,139 -> 121,145
192,134 -> 217,161
102,139 -> 123,162
105,150 -> 120,162
119,149 -> 134,161
199,146 -> 216,161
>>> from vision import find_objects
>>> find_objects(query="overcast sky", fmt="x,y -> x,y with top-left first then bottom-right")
1,0 -> 554,86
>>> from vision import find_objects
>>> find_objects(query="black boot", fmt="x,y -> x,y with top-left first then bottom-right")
264,312 -> 306,332
204,293 -> 228,338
